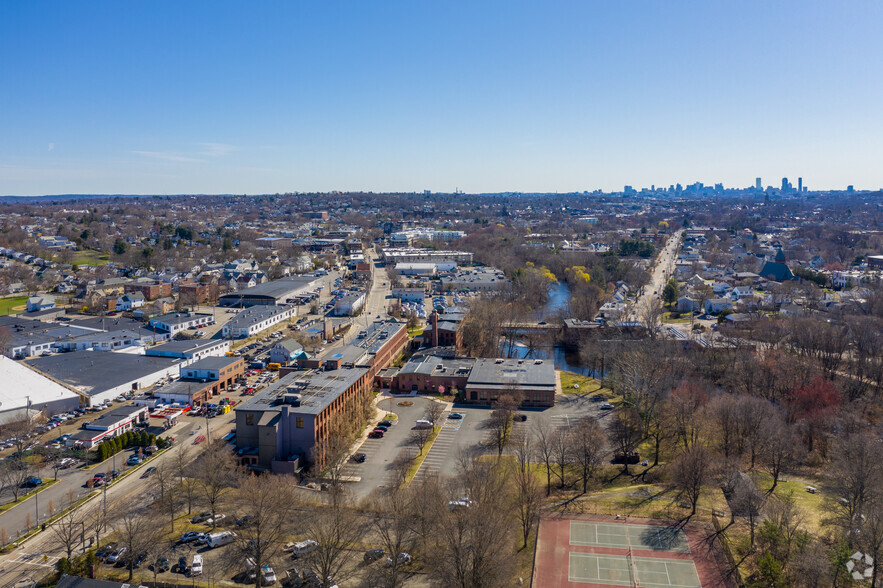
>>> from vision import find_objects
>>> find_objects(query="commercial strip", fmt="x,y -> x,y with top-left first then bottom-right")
217,276 -> 320,307
153,356 -> 245,406
66,405 -> 149,448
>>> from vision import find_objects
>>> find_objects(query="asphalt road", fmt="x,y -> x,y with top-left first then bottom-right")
628,229 -> 683,322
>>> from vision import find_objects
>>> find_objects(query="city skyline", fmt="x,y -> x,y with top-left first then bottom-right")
2,1 -> 882,195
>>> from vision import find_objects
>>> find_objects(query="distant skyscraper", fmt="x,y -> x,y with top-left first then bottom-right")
781,177 -> 789,192
798,177 -> 803,193
756,177 -> 762,190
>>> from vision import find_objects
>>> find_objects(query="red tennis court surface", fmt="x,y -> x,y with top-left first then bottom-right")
532,514 -> 733,587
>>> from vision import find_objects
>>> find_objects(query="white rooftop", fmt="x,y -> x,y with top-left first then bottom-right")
0,356 -> 80,412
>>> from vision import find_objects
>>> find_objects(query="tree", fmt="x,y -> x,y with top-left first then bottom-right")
49,502 -> 87,560
569,417 -> 606,493
410,427 -> 432,456
486,393 -> 518,457
192,439 -> 237,529
112,238 -> 128,255
667,445 -> 713,517
662,278 -> 679,309
426,401 -> 445,427
151,461 -> 180,529
233,474 -> 296,588
173,443 -> 197,514
759,417 -> 797,494
304,496 -> 364,588
511,464 -> 543,549
111,504 -> 166,581
0,458 -> 32,501
550,426 -> 572,488
368,487 -> 417,588
610,408 -> 643,474
533,418 -> 556,495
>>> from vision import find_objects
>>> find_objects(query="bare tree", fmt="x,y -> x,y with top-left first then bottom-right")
426,401 -> 445,427
173,443 -> 197,515
192,439 -> 237,529
569,417 -> 606,493
368,487 -> 417,588
550,426 -> 572,488
610,408 -> 643,474
486,394 -> 519,457
49,502 -> 87,560
759,416 -> 797,494
410,427 -> 432,456
151,460 -> 180,529
667,445 -> 713,517
233,474 -> 296,588
304,496 -> 364,588
111,504 -> 166,581
511,464 -> 543,549
533,418 -> 556,495
0,458 -> 32,501
510,426 -> 533,474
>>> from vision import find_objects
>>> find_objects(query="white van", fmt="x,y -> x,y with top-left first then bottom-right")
206,531 -> 236,548
291,539 -> 318,558
190,554 -> 203,576
414,419 -> 432,430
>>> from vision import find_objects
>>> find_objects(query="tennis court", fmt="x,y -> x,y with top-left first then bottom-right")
568,552 -> 701,587
533,515 -> 732,588
570,521 -> 691,553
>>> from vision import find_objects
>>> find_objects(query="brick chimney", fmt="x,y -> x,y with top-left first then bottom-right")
431,312 -> 439,347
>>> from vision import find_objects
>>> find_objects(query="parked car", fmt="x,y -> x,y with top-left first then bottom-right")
190,554 -> 203,577
261,564 -> 276,585
176,556 -> 188,574
21,477 -> 42,488
96,542 -> 117,560
600,403 -> 614,410
106,546 -> 127,564
191,511 -> 212,524
379,420 -> 394,427
368,431 -> 384,439
290,540 -> 319,558
385,552 -> 412,567
364,548 -> 385,564
352,453 -> 367,463
180,531 -> 201,543
447,412 -> 464,420
151,556 -> 170,573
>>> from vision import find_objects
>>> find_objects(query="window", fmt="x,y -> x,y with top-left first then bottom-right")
296,417 -> 304,429
246,414 -> 254,426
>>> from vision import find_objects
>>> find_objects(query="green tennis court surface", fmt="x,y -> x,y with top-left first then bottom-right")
568,552 -> 701,587
570,521 -> 691,553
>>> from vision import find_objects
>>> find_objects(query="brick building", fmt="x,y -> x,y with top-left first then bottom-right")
125,279 -> 173,301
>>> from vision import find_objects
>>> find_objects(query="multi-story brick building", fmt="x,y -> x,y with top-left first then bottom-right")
125,279 -> 173,300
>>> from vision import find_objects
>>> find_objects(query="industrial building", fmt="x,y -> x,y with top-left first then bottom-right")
221,304 -> 296,338
217,276 -> 320,307
235,321 -> 408,472
0,356 -> 81,424
66,405 -> 150,448
153,356 -> 244,406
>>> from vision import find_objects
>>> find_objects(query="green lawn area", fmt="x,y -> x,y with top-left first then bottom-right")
753,474 -> 827,531
0,295 -> 28,315
70,250 -> 110,266
404,426 -> 441,485
407,326 -> 425,337
558,370 -> 612,398
662,312 -> 691,323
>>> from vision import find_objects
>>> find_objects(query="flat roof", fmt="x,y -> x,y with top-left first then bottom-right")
398,354 -> 475,376
186,356 -> 242,371
237,367 -> 368,416
219,276 -> 319,302
25,351 -> 183,396
0,356 -> 81,409
466,358 -> 556,390
150,312 -> 212,326
155,379 -> 211,397
88,404 -> 147,428
226,305 -> 294,329
145,338 -> 228,356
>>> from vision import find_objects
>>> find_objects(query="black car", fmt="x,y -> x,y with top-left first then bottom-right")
352,453 -> 367,463
177,556 -> 189,574
151,557 -> 170,573
96,542 -> 117,560
379,420 -> 393,427
364,548 -> 385,563
514,414 -> 527,422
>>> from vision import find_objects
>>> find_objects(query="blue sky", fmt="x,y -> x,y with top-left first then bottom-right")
1,1 -> 881,195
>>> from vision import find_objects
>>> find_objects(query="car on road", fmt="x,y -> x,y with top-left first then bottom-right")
352,453 -> 367,463
141,466 -> 156,478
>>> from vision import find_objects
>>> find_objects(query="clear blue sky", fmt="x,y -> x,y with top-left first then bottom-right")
1,1 -> 881,195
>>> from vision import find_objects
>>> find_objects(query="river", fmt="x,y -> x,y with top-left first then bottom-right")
502,281 -> 599,376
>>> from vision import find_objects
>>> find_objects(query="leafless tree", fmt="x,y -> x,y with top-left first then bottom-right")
410,427 -> 432,456
510,426 -> 533,474
727,472 -> 764,547
759,416 -> 798,494
610,408 -> 643,474
233,473 -> 297,588
569,417 -> 606,493
173,443 -> 197,514
111,504 -> 166,581
49,501 -> 87,560
192,439 -> 237,529
0,458 -> 32,501
533,417 -> 556,495
667,445 -> 713,517
426,401 -> 445,427
550,426 -> 572,488
304,496 -> 365,588
151,460 -> 180,529
511,464 -> 543,549
832,429 -> 883,538
486,394 -> 519,457
666,380 -> 707,450
368,487 -> 417,588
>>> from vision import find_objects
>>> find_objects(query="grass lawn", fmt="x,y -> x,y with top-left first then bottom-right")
70,249 -> 110,266
558,370 -> 617,402
0,295 -> 28,315
662,312 -> 692,324
0,478 -> 59,515
753,473 -> 827,531
407,326 -> 425,337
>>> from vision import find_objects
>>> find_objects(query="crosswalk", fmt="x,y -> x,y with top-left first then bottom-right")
7,551 -> 60,568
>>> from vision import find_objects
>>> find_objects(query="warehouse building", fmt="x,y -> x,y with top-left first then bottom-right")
218,276 -> 320,308
66,405 -> 149,448
221,304 -> 296,338
153,356 -> 244,406
0,356 -> 82,424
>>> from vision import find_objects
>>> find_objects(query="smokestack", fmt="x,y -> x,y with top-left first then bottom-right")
431,312 -> 439,347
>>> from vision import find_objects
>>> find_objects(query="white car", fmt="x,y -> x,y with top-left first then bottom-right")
261,565 -> 277,585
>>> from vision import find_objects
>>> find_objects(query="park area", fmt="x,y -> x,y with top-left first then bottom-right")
533,514 -> 733,588
0,295 -> 28,315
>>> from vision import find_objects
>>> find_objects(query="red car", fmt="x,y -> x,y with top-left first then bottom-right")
368,431 -> 384,439
193,435 -> 205,445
